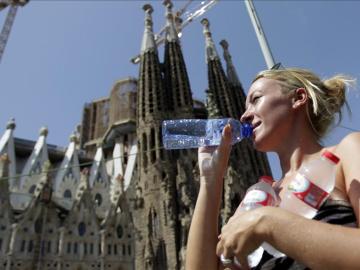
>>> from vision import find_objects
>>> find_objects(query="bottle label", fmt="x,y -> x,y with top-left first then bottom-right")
287,174 -> 329,209
240,190 -> 275,208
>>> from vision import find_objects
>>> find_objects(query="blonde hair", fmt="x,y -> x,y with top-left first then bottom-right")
253,68 -> 356,139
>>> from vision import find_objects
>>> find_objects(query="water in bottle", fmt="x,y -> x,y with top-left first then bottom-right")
232,176 -> 277,268
162,118 -> 252,149
279,150 -> 340,219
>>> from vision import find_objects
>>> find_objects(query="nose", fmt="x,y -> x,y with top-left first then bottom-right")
240,109 -> 253,123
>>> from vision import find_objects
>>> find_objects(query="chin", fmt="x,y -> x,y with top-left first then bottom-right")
252,135 -> 271,152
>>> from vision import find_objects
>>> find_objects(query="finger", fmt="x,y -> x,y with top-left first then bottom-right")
220,124 -> 232,149
220,240 -> 234,263
216,240 -> 223,257
222,248 -> 234,265
216,124 -> 232,163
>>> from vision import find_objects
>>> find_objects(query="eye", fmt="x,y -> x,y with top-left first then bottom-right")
252,96 -> 261,103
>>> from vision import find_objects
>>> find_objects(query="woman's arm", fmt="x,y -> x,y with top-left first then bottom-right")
217,132 -> 360,270
218,206 -> 360,270
336,132 -> 360,225
268,207 -> 360,270
186,125 -> 234,270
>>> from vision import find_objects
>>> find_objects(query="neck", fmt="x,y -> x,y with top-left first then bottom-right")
276,122 -> 323,178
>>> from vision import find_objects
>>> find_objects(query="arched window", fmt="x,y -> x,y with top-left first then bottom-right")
34,218 -> 42,234
28,240 -> 33,253
153,210 -> 159,237
78,222 -> 86,236
148,208 -> 159,237
94,193 -> 102,206
150,128 -> 156,163
116,225 -> 123,239
63,189 -> 72,199
28,185 -> 36,194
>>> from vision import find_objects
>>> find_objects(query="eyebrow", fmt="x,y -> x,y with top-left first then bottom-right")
245,89 -> 263,109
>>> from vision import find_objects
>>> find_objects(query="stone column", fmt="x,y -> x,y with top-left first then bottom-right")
100,229 -> 106,270
56,227 -> 65,270
6,223 -> 19,270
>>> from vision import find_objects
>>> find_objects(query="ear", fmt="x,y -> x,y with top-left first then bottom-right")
292,88 -> 308,109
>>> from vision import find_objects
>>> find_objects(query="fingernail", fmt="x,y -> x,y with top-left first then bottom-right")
223,124 -> 231,136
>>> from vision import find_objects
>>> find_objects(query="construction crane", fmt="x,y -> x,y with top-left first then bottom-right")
244,0 -> 276,69
0,0 -> 28,63
130,0 -> 218,64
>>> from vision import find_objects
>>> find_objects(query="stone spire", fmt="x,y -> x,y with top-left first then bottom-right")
52,132 -> 81,211
201,18 -> 219,62
164,0 -> 178,42
134,3 -> 180,269
163,0 -> 194,118
219,39 -> 246,116
201,18 -> 236,118
141,4 -> 156,53
219,39 -> 271,179
219,39 -> 242,88
0,118 -> 16,189
138,4 -> 166,124
19,126 -> 49,192
201,20 -> 272,224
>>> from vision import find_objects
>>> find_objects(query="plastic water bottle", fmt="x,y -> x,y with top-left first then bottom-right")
233,176 -> 277,267
162,118 -> 252,149
279,150 -> 340,219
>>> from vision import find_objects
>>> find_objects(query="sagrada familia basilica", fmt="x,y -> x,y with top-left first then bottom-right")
0,2 -> 271,270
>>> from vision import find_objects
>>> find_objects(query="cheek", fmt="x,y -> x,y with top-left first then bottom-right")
257,103 -> 293,140
263,98 -> 292,121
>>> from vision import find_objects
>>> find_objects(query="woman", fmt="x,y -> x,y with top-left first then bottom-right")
185,68 -> 360,270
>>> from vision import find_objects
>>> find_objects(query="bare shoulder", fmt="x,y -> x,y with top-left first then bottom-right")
325,132 -> 360,180
334,132 -> 360,223
336,132 -> 360,156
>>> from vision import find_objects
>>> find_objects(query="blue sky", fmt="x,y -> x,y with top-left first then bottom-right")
1,1 -> 359,179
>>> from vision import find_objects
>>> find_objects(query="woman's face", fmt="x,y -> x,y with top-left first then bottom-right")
241,77 -> 295,152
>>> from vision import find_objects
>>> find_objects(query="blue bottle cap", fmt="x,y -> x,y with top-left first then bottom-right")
241,123 -> 253,138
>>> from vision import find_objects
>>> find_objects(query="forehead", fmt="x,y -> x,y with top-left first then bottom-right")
248,77 -> 282,95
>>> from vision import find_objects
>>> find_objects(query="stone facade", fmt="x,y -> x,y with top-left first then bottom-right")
0,122 -> 135,270
0,3 -> 271,270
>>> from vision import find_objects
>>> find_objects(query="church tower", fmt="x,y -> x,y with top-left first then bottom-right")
219,39 -> 246,117
162,0 -> 194,118
201,18 -> 237,118
201,19 -> 272,222
219,39 -> 272,179
134,4 -> 180,270
162,2 -> 199,269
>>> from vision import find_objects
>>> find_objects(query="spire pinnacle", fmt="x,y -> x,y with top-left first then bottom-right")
163,0 -> 178,42
219,39 -> 229,50
141,4 -> 156,53
219,39 -> 242,87
201,18 -> 219,61
69,133 -> 79,144
6,118 -> 15,130
39,126 -> 48,137
220,39 -> 232,64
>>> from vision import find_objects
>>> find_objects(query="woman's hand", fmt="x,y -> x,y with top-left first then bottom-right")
198,124 -> 233,186
216,207 -> 273,270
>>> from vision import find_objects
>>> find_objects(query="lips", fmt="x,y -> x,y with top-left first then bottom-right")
252,122 -> 261,131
